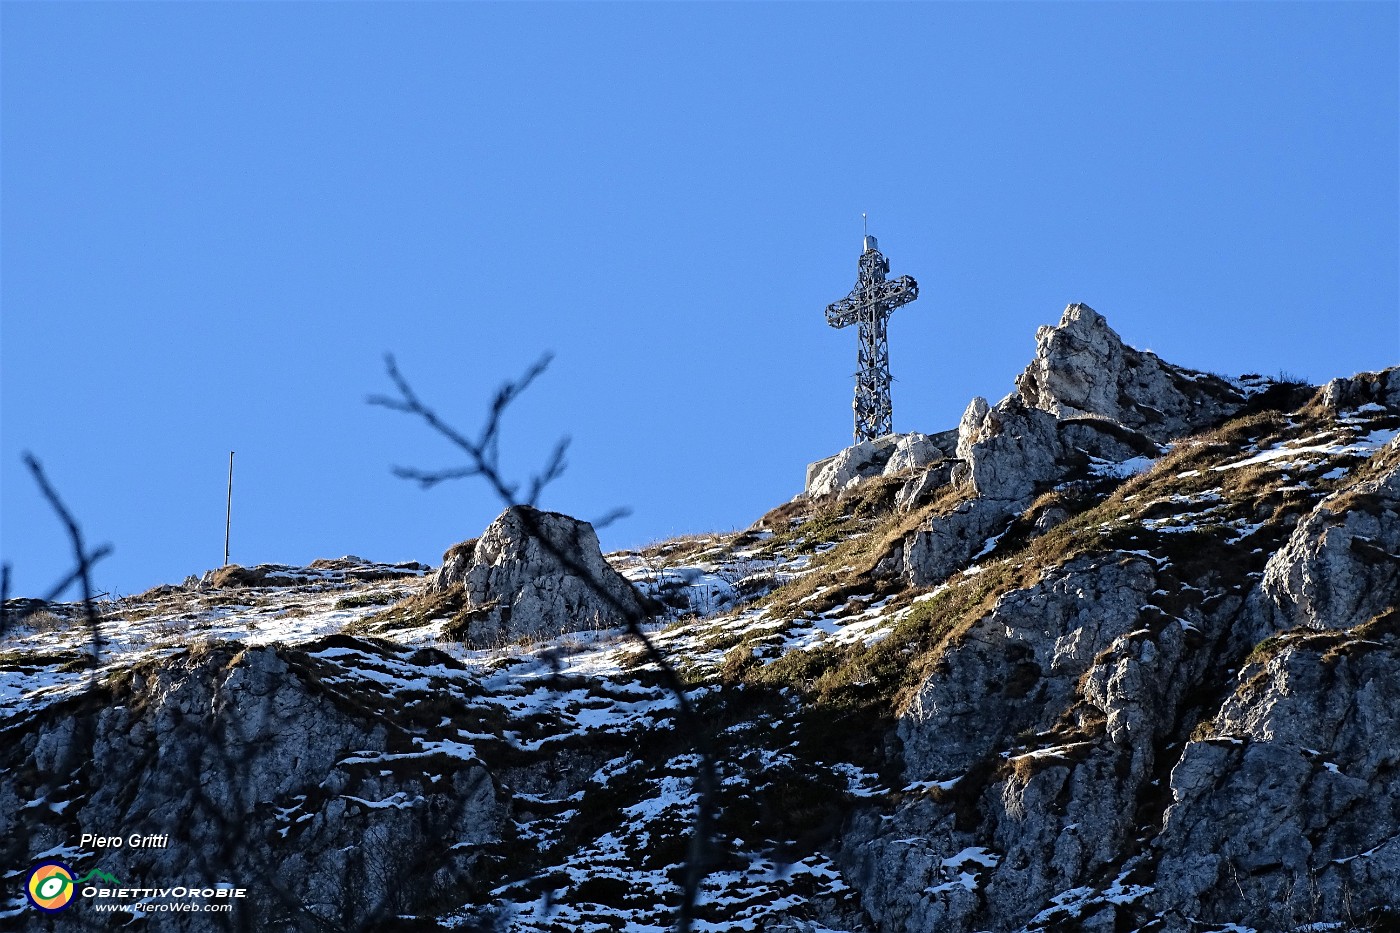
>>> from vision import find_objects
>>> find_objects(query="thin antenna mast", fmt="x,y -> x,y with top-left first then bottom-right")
224,451 -> 234,567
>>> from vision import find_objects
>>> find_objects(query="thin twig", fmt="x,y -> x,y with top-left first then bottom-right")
38,546 -> 114,605
592,507 -> 633,530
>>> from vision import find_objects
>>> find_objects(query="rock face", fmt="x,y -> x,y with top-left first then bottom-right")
848,549 -> 1233,933
904,402 -> 1155,587
955,396 -> 1069,502
1152,617 -> 1400,927
893,460 -> 956,513
1316,367 -> 1400,412
899,554 -> 1161,783
0,639 -> 504,931
902,305 -> 1226,588
428,505 -> 647,645
844,366 -> 1400,932
884,432 -> 947,475
805,435 -> 904,498
1015,303 -> 1244,443
1245,437 -> 1400,637
1136,441 -> 1400,927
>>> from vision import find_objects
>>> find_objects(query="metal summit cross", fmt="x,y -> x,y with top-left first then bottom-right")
824,221 -> 919,442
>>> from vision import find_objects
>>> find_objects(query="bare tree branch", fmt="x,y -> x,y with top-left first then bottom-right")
36,545 -> 114,606
591,506 -> 633,531
23,453 -> 108,668
525,437 -> 570,507
370,352 -> 561,508
370,353 -> 718,933
391,465 -> 484,488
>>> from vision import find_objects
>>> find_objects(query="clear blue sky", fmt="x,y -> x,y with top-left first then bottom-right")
3,3 -> 1396,599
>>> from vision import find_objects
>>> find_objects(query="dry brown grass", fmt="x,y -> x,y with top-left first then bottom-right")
350,582 -> 466,637
753,480 -> 970,625
1295,373 -> 1382,418
717,644 -> 759,682
21,609 -> 72,633
629,530 -> 739,568
752,498 -> 811,535
840,483 -> 969,577
1323,487 -> 1391,518
440,538 -> 478,564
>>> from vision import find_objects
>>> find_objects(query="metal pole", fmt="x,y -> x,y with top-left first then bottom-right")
225,451 -> 234,567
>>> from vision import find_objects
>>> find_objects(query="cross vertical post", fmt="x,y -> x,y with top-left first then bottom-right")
823,232 -> 919,442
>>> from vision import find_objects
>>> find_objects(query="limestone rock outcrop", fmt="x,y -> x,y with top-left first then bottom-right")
810,304 -> 1219,522
1015,302 -> 1244,443
428,505 -> 647,646
804,435 -> 903,499
804,431 -> 954,499
1245,436 -> 1400,637
901,305 -> 1229,588
903,401 -> 1156,586
883,432 -> 946,475
893,460 -> 955,513
1153,615 -> 1400,925
1316,366 -> 1400,412
899,554 -> 1161,783
848,369 -> 1400,933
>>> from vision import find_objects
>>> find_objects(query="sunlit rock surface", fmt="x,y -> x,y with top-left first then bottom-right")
428,504 -> 648,646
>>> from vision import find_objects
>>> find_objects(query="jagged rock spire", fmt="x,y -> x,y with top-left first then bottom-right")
1015,303 -> 1245,443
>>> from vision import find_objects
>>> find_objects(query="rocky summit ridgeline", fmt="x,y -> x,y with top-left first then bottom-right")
3,304 -> 1399,932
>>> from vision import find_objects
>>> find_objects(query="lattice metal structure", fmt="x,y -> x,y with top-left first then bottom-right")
824,233 -> 919,442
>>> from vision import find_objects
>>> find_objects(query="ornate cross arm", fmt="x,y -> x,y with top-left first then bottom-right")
823,275 -> 919,328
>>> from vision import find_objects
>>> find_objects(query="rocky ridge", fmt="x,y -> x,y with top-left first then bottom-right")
3,304 -> 1398,932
